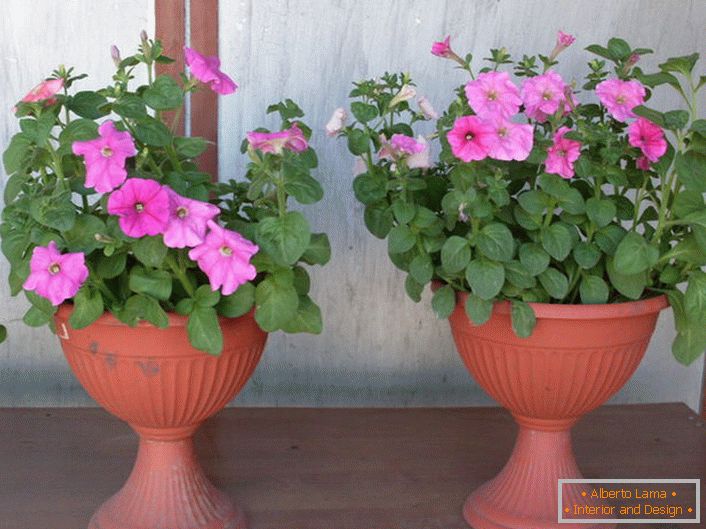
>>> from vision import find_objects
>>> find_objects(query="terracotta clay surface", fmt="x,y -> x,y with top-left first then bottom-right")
53,306 -> 267,529
449,295 -> 670,529
0,405 -> 703,529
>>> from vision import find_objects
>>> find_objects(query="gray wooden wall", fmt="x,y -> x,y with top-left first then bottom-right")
1,0 -> 704,410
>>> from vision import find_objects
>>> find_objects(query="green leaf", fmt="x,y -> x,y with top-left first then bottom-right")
633,106 -> 666,127
663,110 -> 690,131
594,224 -> 627,255
217,282 -> 255,318
128,267 -> 172,300
585,197 -> 616,228
143,75 -> 183,110
112,94 -> 147,118
281,295 -> 323,334
392,200 -> 417,224
63,214 -> 105,253
0,325 -> 6,344
353,173 -> 387,204
659,53 -> 699,76
175,298 -> 195,315
96,252 -> 126,279
606,257 -> 646,300
573,242 -> 601,269
405,274 -> 424,302
538,267 -> 569,300
409,254 -> 433,285
187,306 -> 223,355
672,329 -> 706,365
684,271 -> 706,322
477,223 -> 514,262
464,294 -> 493,325
387,225 -> 416,254
517,190 -> 547,214
431,285 -> 456,319
585,44 -> 614,61
441,236 -> 471,274
23,306 -> 52,327
300,233 -> 331,265
347,128 -> 370,155
194,284 -> 220,308
675,151 -> 706,192
69,91 -> 109,119
174,136 -> 208,158
614,231 -> 659,274
284,170 -> 324,205
466,259 -> 505,300
607,37 -> 631,60
364,203 -> 393,238
132,235 -> 168,268
256,212 -> 311,265
133,116 -> 172,147
69,288 -> 104,329
541,223 -> 574,261
350,102 -> 378,123
504,260 -> 537,289
511,300 -> 536,338
59,118 -> 98,144
580,275 -> 610,304
519,243 -> 550,276
30,196 -> 76,232
254,275 -> 300,331
3,132 -> 33,176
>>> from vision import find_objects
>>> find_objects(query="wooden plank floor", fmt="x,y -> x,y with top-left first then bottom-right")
0,404 -> 703,529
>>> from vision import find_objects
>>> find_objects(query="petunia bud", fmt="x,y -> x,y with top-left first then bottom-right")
417,96 -> 439,120
325,107 -> 347,136
110,45 -> 121,67
549,30 -> 575,61
140,30 -> 149,45
389,84 -> 416,108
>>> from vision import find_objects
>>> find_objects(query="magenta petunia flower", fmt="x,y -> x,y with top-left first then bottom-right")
325,107 -> 347,137
447,115 -> 494,162
545,127 -> 582,179
465,71 -> 522,119
23,241 -> 89,306
390,134 -> 425,155
107,178 -> 170,238
184,46 -> 238,95
431,36 -> 453,58
636,156 -> 651,171
521,71 -> 570,122
188,221 -> 259,296
72,121 -> 137,193
595,79 -> 646,122
627,117 -> 667,162
247,123 -> 308,155
163,189 -> 221,249
486,118 -> 534,161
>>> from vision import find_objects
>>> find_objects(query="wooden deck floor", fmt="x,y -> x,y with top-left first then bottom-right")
0,404 -> 703,529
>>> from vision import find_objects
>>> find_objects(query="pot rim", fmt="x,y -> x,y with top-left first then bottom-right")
455,290 -> 669,320
55,303 -> 254,328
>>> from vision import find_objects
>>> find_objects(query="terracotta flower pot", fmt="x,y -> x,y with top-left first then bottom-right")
448,293 -> 668,529
54,305 -> 268,529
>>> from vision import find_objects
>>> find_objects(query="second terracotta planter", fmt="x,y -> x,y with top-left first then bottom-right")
449,293 -> 668,529
55,305 -> 267,529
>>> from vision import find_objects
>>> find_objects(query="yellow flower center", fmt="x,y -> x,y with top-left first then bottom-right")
176,206 -> 189,219
486,90 -> 498,101
101,146 -> 113,157
135,202 -> 145,212
220,245 -> 233,256
48,263 -> 61,275
465,133 -> 474,141
616,94 -> 626,104
542,91 -> 553,101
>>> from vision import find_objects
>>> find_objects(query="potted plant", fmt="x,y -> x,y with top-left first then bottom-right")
1,34 -> 330,529
332,32 -> 705,529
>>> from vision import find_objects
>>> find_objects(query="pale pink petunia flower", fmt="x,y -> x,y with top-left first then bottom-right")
549,31 -> 576,61
628,117 -> 667,162
431,36 -> 453,58
389,84 -> 417,108
72,121 -> 137,193
595,78 -> 646,122
447,115 -> 494,162
636,156 -> 652,171
325,107 -> 347,136
464,71 -> 522,119
247,123 -> 308,155
352,157 -> 367,176
521,71 -> 570,122
407,136 -> 431,169
188,221 -> 258,296
390,134 -> 425,155
486,118 -> 534,161
163,189 -> 221,248
285,123 -> 309,152
417,96 -> 439,120
545,126 -> 582,179
107,178 -> 170,238
23,241 -> 89,306
184,46 -> 238,95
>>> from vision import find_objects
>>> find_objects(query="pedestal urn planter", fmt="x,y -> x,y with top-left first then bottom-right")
54,305 -> 268,529
449,293 -> 668,529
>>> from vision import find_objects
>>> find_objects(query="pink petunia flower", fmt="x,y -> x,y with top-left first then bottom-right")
595,79 -> 646,122
23,241 -> 89,306
464,71 -> 522,119
406,136 -> 431,169
431,36 -> 453,58
486,118 -> 534,161
557,31 -> 576,48
353,157 -> 367,176
325,107 -> 347,136
521,71 -> 570,122
636,156 -> 652,171
447,115 -> 494,162
18,78 -> 64,106
72,121 -> 137,193
545,127 -> 582,179
107,178 -> 170,238
628,117 -> 667,163
163,189 -> 221,248
389,84 -> 417,108
247,123 -> 308,155
188,221 -> 258,296
184,46 -> 238,95
390,134 -> 425,155
417,96 -> 439,120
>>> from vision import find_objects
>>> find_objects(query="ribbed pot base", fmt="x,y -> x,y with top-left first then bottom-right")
464,424 -> 614,529
89,436 -> 246,529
